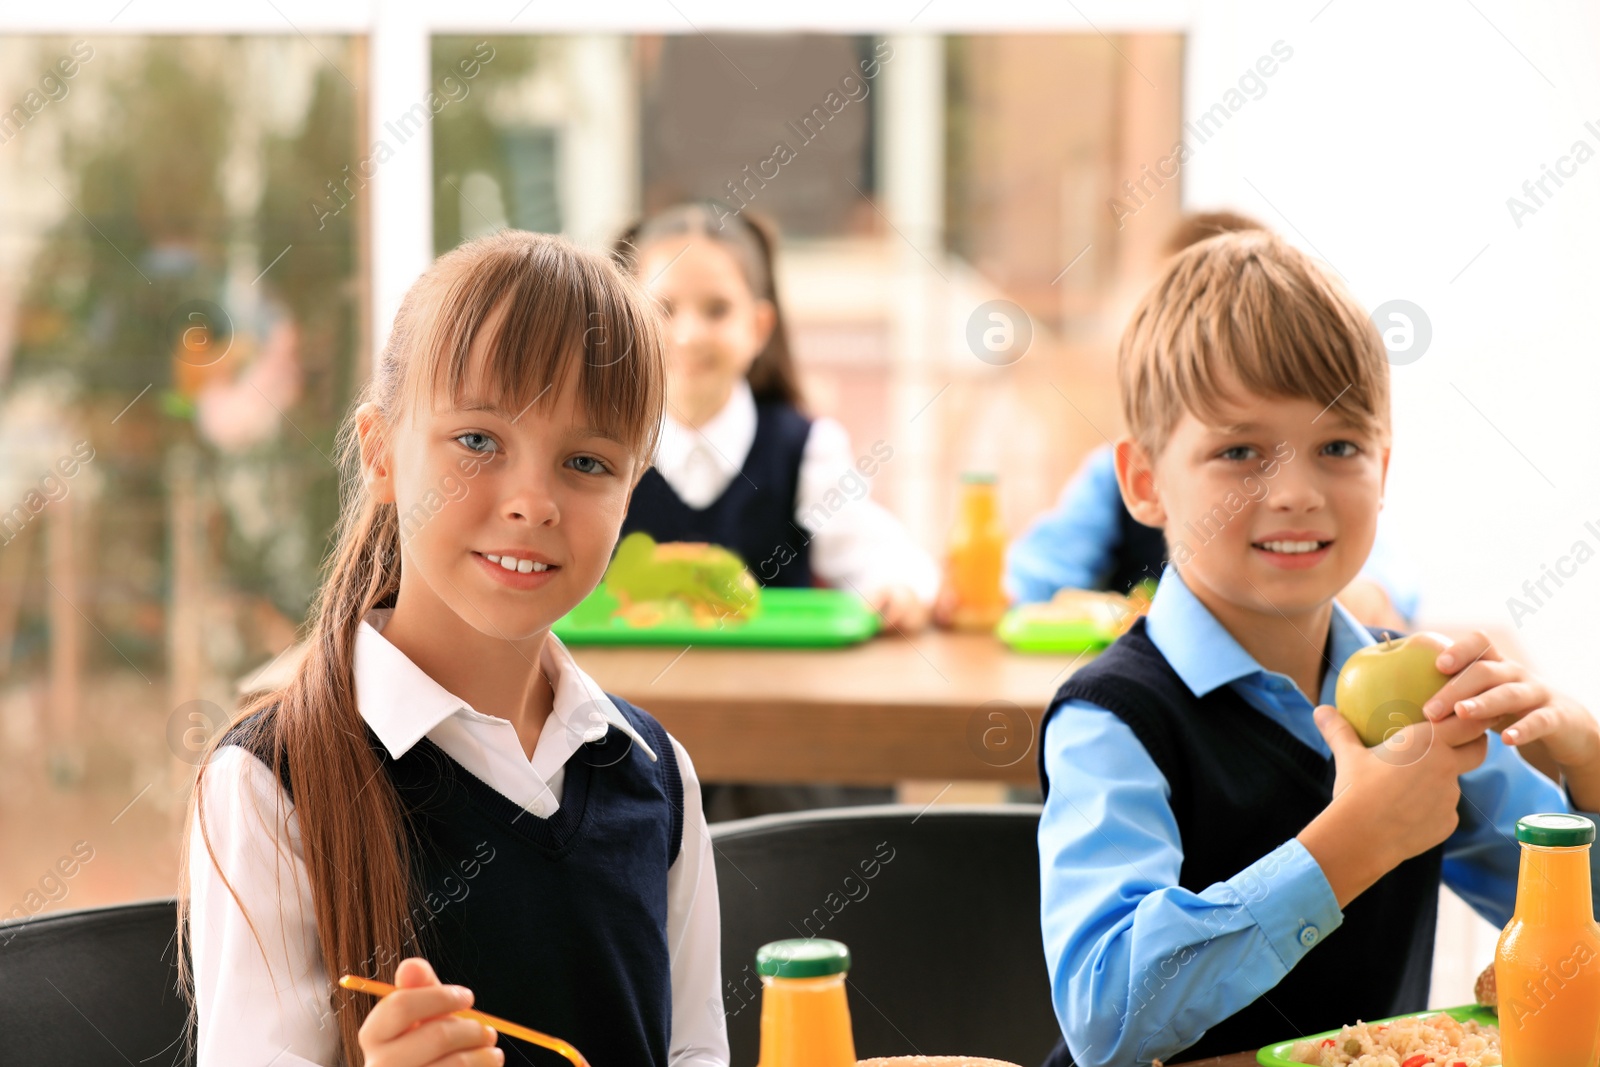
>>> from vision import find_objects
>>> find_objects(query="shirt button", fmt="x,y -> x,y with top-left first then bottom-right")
1299,924 -> 1321,948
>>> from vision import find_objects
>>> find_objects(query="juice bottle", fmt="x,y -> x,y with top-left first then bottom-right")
755,938 -> 856,1067
1496,813 -> 1600,1067
947,472 -> 1008,631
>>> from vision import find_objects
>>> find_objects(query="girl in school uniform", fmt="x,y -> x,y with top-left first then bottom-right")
611,202 -> 939,632
178,232 -> 727,1067
612,203 -> 940,821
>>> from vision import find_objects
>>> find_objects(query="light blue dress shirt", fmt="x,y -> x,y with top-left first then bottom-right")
1038,566 -> 1599,1067
1005,444 -> 1422,622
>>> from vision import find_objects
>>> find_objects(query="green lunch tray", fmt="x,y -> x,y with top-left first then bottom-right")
552,585 -> 882,648
1257,1004 -> 1498,1065
993,606 -> 1118,654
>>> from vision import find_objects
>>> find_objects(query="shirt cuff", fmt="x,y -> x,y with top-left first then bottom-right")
1230,839 -> 1344,970
1562,782 -> 1600,823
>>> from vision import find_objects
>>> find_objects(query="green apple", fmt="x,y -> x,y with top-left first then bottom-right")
1334,632 -> 1453,747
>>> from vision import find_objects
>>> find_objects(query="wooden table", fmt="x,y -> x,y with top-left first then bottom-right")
1171,1055 -> 1256,1066
569,631 -> 1089,785
568,621 -> 1533,788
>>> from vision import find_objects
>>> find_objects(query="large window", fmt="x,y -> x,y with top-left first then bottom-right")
430,33 -> 884,254
0,24 -> 1181,918
638,33 -> 880,237
0,34 -> 366,907
432,37 -> 569,251
427,32 -> 1183,544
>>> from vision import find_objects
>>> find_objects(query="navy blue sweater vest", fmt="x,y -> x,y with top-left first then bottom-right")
1037,617 -> 1443,1066
222,695 -> 683,1067
622,400 -> 814,588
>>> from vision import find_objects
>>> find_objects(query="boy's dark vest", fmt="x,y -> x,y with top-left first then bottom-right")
622,400 -> 814,588
1107,498 -> 1167,595
1037,617 -> 1443,1066
222,695 -> 683,1067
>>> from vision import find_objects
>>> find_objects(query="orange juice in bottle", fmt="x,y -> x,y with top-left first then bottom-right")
947,472 -> 1008,631
755,938 -> 856,1067
1496,813 -> 1600,1067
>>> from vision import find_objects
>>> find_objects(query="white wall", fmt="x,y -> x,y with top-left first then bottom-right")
1183,0 -> 1600,708
1177,3 -> 1600,1004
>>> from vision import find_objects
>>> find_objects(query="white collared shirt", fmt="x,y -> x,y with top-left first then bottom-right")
186,609 -> 728,1067
654,379 -> 940,602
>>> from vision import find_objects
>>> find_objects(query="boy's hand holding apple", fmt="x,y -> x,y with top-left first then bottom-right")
1421,630 -> 1600,810
1301,628 -> 1600,907
1300,704 -> 1488,908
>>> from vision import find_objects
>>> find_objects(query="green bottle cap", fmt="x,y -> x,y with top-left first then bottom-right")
1516,813 -> 1596,847
755,939 -> 851,978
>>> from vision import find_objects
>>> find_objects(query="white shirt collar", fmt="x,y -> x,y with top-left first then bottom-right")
353,606 -> 656,763
656,377 -> 758,478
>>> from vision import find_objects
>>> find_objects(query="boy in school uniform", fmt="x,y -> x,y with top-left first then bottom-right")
1037,230 -> 1600,1066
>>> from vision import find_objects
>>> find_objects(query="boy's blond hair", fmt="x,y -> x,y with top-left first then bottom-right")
1119,230 -> 1390,461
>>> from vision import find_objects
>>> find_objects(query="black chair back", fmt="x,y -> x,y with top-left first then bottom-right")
0,898 -> 193,1067
711,803 -> 1058,1064
2,808 -> 1061,1066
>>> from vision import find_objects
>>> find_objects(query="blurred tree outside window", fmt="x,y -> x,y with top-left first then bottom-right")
0,35 -> 365,905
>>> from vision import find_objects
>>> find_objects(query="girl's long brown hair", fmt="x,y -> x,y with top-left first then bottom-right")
612,201 -> 805,409
176,231 -> 666,1066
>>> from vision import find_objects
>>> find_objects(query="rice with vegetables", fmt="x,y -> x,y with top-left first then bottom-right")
1288,1012 -> 1500,1067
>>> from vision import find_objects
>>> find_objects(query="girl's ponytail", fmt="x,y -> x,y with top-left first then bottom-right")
178,390 -> 417,1067
275,436 -> 415,1064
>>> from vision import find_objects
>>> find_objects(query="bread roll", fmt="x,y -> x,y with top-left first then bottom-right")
1475,961 -> 1498,1010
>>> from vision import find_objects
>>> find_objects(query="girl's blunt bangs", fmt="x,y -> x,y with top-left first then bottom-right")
403,233 -> 666,465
